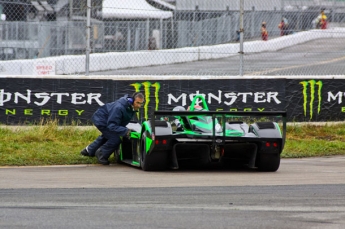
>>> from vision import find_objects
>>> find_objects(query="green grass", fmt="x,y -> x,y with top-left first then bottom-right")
283,123 -> 345,158
1,120 -> 345,166
0,119 -> 102,166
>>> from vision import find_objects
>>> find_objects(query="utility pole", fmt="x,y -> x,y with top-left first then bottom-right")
85,0 -> 91,75
239,0 -> 244,76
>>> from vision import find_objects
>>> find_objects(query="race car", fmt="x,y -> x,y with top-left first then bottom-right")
115,95 -> 286,172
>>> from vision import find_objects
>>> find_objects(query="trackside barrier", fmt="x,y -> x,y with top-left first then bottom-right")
0,28 -> 345,76
1,76 -> 345,123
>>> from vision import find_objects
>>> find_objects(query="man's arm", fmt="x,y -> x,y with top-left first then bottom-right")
107,107 -> 128,136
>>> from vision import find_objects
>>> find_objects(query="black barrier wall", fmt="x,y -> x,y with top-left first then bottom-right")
0,77 -> 344,124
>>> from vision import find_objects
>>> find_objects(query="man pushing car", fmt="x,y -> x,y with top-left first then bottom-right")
80,92 -> 144,165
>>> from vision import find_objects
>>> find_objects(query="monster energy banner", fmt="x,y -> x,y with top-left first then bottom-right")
0,77 -> 344,124
286,79 -> 344,121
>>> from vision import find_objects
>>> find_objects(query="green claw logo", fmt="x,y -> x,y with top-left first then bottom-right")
299,80 -> 322,120
130,82 -> 160,120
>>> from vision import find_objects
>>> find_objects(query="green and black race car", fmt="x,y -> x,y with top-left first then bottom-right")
116,95 -> 286,172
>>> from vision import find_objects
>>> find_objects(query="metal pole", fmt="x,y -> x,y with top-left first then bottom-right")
146,19 -> 149,49
160,18 -> 163,49
239,0 -> 244,76
69,0 -> 73,20
251,6 -> 255,38
171,17 -> 174,48
85,0 -> 91,75
332,0 -> 335,22
127,21 -> 131,51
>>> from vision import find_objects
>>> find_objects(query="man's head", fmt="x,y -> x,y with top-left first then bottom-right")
131,92 -> 144,111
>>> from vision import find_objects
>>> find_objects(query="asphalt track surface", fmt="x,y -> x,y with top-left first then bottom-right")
1,156 -> 345,229
90,38 -> 345,76
1,38 -> 345,228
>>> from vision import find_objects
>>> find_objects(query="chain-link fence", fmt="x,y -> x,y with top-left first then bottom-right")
0,0 -> 344,76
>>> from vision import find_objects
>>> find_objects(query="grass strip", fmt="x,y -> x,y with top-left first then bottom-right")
1,121 -> 345,166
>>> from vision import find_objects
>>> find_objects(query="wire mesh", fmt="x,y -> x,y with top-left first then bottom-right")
0,0 -> 344,76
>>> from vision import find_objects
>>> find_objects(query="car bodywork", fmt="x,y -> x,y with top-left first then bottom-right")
116,95 -> 286,172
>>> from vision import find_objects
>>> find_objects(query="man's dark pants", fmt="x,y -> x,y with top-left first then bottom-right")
87,126 -> 121,159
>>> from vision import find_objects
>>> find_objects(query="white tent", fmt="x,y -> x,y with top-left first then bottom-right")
101,0 -> 173,19
150,0 -> 176,10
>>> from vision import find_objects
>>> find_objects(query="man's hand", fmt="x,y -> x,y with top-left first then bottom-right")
126,129 -> 131,139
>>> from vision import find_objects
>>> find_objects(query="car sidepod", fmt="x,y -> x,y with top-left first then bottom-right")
140,120 -> 173,171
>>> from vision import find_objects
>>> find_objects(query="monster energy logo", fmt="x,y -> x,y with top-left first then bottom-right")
130,82 -> 160,120
300,80 -> 323,119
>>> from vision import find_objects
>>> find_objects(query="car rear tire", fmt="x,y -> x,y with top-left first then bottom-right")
257,153 -> 280,172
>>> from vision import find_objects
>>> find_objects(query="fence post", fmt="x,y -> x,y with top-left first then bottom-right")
127,21 -> 131,51
85,0 -> 91,75
239,0 -> 244,76
146,19 -> 149,50
251,6 -> 255,38
160,18 -> 163,49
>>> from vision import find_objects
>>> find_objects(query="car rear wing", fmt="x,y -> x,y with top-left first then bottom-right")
151,110 -> 287,145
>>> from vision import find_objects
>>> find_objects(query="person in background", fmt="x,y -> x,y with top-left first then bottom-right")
318,9 -> 328,29
278,19 -> 285,36
278,17 -> 289,36
148,37 -> 157,50
80,92 -> 144,165
261,22 -> 268,41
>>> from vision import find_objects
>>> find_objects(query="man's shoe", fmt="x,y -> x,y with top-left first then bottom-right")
95,149 -> 110,165
80,148 -> 90,156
